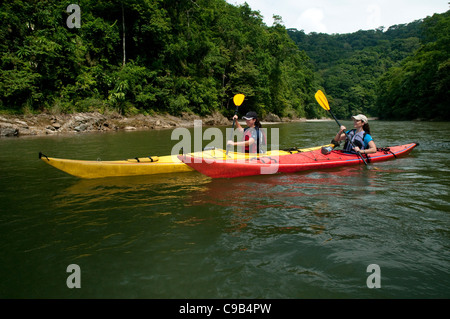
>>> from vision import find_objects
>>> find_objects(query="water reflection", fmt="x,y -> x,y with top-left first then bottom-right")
49,165 -> 384,257
187,167 -> 379,206
56,173 -> 210,207
179,167 -> 382,242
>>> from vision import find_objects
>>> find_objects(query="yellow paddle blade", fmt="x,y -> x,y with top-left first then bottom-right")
315,90 -> 330,111
233,94 -> 245,106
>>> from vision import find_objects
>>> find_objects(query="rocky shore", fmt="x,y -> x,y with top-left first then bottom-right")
0,111 -> 290,137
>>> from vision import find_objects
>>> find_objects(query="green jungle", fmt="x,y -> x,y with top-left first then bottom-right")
1,0 -> 449,120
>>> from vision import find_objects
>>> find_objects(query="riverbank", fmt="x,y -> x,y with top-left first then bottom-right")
0,111 -> 309,137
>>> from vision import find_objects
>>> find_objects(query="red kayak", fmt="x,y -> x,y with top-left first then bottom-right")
179,143 -> 419,178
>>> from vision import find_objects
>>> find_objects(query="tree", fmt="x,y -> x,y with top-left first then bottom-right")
377,11 -> 450,120
288,20 -> 425,119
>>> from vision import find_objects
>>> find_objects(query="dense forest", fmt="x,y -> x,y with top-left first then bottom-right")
0,0 -> 323,119
0,1 -> 449,120
288,10 -> 449,120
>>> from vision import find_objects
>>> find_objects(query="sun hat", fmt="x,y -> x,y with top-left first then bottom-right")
242,111 -> 258,120
352,114 -> 368,123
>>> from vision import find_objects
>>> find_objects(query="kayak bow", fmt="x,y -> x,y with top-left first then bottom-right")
39,152 -> 193,178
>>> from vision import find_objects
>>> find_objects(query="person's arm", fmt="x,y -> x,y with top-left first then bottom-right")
232,115 -> 244,133
356,140 -> 377,154
334,125 -> 347,142
227,115 -> 245,146
227,138 -> 255,147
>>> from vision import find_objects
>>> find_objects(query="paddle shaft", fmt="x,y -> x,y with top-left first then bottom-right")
328,109 -> 368,166
226,103 -> 241,155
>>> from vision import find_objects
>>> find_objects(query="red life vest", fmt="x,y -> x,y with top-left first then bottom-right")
243,127 -> 266,153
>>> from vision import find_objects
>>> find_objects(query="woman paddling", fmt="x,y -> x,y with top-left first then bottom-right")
227,111 -> 266,154
334,114 -> 377,154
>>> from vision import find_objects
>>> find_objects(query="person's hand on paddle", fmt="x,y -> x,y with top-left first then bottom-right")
226,94 -> 245,156
232,114 -> 243,131
338,125 -> 361,152
315,90 -> 369,166
335,125 -> 347,144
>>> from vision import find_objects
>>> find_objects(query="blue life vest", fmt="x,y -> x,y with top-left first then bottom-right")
343,129 -> 372,152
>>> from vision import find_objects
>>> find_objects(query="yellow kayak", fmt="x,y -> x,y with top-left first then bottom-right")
39,152 -> 192,179
39,145 -> 330,179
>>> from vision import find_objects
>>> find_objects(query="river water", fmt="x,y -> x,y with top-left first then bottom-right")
0,120 -> 449,299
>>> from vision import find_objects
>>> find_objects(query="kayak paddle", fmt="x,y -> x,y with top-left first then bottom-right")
226,94 -> 245,156
315,90 -> 369,167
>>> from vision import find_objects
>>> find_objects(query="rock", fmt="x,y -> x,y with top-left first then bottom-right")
74,123 -> 89,132
263,113 -> 281,122
0,126 -> 19,137
201,111 -> 229,126
74,114 -> 87,123
0,110 -> 246,138
14,119 -> 28,127
18,127 -> 37,136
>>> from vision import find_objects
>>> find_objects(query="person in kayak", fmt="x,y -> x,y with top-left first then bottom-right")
227,111 -> 266,154
333,114 -> 377,154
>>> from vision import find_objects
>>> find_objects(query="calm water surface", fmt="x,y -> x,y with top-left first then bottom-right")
0,121 -> 449,298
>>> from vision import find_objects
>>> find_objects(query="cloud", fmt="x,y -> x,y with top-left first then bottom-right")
296,8 -> 327,33
226,0 -> 449,34
366,4 -> 382,30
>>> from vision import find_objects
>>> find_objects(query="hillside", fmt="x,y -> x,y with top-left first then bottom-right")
288,11 -> 449,120
1,1 -> 448,122
0,0 -> 323,119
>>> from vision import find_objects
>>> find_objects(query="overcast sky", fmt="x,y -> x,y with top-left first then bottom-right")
226,0 -> 449,34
